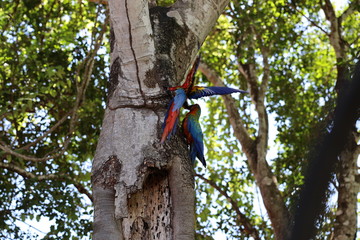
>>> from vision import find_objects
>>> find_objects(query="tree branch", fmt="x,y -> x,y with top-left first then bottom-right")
71,13 -> 109,134
1,14 -> 109,163
19,110 -> 73,151
198,62 -> 254,151
0,161 -> 58,180
288,2 -> 329,35
339,0 -> 360,24
0,141 -> 55,162
237,60 -> 261,111
320,0 -> 349,91
0,162 -> 93,202
196,174 -> 261,240
200,54 -> 289,239
171,0 -> 231,44
255,47 -> 269,158
237,62 -> 250,81
322,0 -> 337,24
259,47 -> 270,99
88,0 -> 108,5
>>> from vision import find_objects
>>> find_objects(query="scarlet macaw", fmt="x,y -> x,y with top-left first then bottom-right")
168,56 -> 248,99
160,88 -> 187,143
161,56 -> 200,143
161,55 -> 248,144
182,104 -> 206,167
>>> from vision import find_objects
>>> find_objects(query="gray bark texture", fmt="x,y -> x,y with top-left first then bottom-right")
91,1 -> 230,239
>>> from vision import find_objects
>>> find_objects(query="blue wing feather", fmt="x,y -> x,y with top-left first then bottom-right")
161,88 -> 186,143
162,98 -> 174,130
172,88 -> 186,111
189,86 -> 248,99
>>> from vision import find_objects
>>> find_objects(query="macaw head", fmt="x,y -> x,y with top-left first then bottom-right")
187,104 -> 201,117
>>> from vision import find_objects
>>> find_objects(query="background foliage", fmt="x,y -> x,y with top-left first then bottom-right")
0,0 -> 358,239
0,0 -> 108,238
195,0 -> 359,239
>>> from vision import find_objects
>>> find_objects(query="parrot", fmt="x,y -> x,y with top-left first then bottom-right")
161,54 -> 248,143
168,56 -> 248,99
160,88 -> 187,143
160,56 -> 200,143
182,104 -> 206,167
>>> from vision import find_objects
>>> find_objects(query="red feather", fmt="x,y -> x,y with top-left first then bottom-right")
160,102 -> 180,143
160,88 -> 186,143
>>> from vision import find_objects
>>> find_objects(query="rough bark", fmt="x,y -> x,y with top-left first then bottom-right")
92,1 -> 230,239
334,135 -> 358,240
199,62 -> 290,240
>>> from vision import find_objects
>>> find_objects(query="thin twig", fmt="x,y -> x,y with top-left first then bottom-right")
196,173 -> 261,240
1,12 -> 109,163
287,2 -> 329,36
0,162 -> 93,202
19,110 -> 73,151
339,0 -> 360,24
198,61 -> 254,149
13,216 -> 47,234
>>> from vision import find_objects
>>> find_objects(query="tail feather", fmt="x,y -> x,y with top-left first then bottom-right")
161,108 -> 180,143
190,145 -> 197,164
190,142 -> 206,167
161,89 -> 186,143
197,154 -> 206,167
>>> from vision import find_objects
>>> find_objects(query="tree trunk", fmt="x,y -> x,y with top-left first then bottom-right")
91,1 -> 230,239
321,2 -> 359,238
334,135 -> 358,240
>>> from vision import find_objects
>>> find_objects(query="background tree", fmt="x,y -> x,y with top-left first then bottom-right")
195,0 -> 359,239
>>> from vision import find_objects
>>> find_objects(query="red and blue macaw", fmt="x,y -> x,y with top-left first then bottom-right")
161,56 -> 200,143
161,55 -> 248,143
182,104 -> 206,167
168,56 -> 248,98
160,88 -> 187,143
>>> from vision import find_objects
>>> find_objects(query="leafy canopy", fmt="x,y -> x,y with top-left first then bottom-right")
195,0 -> 358,239
0,0 -> 108,238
